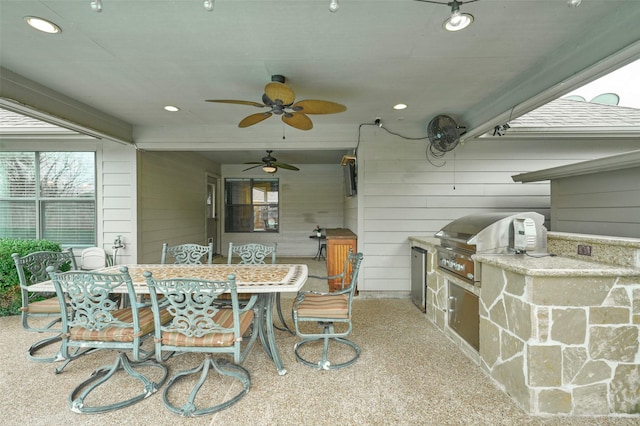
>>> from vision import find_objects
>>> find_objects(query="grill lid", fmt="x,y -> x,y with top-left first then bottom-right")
435,211 -> 546,254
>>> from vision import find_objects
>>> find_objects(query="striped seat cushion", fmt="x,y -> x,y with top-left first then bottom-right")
69,307 -> 172,343
22,296 -> 60,314
297,294 -> 349,319
161,309 -> 254,348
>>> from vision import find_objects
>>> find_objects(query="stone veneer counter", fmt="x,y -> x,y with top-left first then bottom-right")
473,252 -> 640,416
409,234 -> 640,417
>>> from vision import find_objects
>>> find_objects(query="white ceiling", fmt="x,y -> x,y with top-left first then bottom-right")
1,0 -> 640,165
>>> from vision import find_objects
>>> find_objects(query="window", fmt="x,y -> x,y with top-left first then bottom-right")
0,152 -> 96,246
224,178 -> 279,233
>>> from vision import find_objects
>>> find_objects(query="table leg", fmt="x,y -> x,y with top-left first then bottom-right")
257,293 -> 287,375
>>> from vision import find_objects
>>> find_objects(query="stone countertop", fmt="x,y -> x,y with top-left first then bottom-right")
473,253 -> 640,277
409,236 -> 439,247
548,231 -> 640,248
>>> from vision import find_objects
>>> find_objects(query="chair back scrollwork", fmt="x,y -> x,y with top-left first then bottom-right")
12,249 -> 78,360
161,242 -> 214,265
144,271 -> 257,417
227,242 -> 277,265
46,266 -> 168,414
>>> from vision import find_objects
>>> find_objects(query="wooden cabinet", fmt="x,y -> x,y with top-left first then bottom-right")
325,228 -> 357,292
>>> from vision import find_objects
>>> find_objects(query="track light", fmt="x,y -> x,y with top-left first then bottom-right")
90,0 -> 102,13
415,0 -> 477,32
204,0 -> 214,11
329,0 -> 339,12
443,0 -> 473,31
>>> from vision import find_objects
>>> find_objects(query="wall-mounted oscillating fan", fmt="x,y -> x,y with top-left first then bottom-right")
427,114 -> 465,153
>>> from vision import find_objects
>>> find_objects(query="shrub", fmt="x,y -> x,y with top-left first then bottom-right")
0,239 -> 64,316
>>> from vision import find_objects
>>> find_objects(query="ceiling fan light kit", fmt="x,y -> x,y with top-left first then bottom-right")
206,75 -> 346,131
243,151 -> 300,174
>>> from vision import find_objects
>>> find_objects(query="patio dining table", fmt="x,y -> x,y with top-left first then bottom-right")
28,263 -> 308,376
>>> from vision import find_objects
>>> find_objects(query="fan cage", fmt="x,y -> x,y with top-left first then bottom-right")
427,115 -> 461,153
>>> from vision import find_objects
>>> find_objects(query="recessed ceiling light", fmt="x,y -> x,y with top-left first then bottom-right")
164,105 -> 180,112
393,103 -> 407,110
25,16 -> 61,34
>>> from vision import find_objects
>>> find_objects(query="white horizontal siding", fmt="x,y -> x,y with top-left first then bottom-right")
550,167 -> 640,238
101,143 -> 137,265
357,133 -> 640,292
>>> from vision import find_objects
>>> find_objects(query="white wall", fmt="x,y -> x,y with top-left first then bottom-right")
221,163 -> 344,257
356,128 -> 640,294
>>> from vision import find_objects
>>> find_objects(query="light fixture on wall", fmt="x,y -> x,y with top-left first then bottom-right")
415,0 -> 478,32
329,0 -> 339,12
204,0 -> 214,11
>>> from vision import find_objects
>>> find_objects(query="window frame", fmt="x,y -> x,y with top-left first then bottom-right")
224,178 -> 279,233
0,151 -> 97,247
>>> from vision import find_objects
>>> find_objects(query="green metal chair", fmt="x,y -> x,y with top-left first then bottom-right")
226,242 -> 293,334
47,266 -> 169,414
292,250 -> 364,370
160,242 -> 214,264
12,249 -> 77,362
144,271 -> 258,417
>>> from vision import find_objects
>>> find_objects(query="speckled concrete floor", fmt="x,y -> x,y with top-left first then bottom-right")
1,258 -> 637,425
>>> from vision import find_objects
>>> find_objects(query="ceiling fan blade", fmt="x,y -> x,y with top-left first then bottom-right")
242,164 -> 263,172
238,112 -> 273,128
264,82 -> 295,105
206,99 -> 265,108
273,161 -> 300,171
243,161 -> 262,165
282,112 -> 313,130
292,100 -> 347,114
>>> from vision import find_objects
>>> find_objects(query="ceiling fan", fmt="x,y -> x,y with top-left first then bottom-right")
206,75 -> 347,131
243,150 -> 300,174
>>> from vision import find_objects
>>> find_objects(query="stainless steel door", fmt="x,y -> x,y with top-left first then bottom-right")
411,246 -> 427,312
448,282 -> 480,350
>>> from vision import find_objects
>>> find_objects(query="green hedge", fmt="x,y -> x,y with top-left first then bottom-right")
0,239 -> 64,316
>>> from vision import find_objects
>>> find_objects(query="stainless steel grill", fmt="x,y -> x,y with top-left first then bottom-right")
434,211 -> 547,351
435,211 -> 547,283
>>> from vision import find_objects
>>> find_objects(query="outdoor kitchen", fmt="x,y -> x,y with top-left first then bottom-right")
410,213 -> 640,416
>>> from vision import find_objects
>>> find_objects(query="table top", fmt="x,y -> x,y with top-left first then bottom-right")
29,263 -> 308,294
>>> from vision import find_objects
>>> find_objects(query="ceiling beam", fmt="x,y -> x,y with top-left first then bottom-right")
0,67 -> 133,145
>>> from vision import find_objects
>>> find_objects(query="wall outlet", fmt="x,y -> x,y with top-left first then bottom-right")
577,244 -> 592,256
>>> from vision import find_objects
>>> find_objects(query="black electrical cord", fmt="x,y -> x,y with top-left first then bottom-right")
357,120 -> 449,167
524,251 -> 557,258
